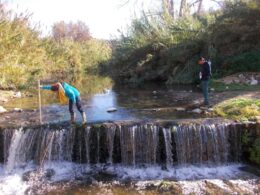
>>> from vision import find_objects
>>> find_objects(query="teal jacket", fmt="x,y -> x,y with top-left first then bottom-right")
42,82 -> 80,103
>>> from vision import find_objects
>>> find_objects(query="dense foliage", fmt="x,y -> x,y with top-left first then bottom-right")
0,1 -> 259,89
0,4 -> 111,89
108,0 -> 260,85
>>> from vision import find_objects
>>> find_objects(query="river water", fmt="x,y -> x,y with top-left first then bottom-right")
0,83 -> 259,194
3,83 -> 203,124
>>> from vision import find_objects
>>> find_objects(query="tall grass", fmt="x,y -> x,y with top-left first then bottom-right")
0,4 -> 112,89
109,0 -> 260,84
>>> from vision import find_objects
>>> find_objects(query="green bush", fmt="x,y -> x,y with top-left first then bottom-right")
0,4 -> 112,89
108,0 -> 260,84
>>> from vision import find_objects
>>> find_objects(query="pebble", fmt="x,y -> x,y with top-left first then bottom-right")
107,107 -> 117,112
13,91 -> 22,98
0,106 -> 7,113
175,107 -> 186,111
191,108 -> 202,114
13,108 -> 23,112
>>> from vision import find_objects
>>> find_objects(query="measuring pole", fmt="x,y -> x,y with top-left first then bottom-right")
38,80 -> 43,124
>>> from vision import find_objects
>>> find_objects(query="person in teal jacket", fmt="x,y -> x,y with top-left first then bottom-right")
41,82 -> 87,124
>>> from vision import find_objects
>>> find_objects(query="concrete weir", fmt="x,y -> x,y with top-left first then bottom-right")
0,119 -> 258,168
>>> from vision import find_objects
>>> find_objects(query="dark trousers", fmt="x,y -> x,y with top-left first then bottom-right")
69,96 -> 84,114
202,80 -> 209,105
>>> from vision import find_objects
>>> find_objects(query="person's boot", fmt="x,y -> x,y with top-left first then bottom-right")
81,112 -> 87,125
70,113 -> 76,124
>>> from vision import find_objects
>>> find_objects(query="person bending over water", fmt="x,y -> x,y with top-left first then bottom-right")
41,82 -> 87,124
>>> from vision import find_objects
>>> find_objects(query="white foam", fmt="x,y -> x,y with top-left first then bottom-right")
0,165 -> 30,195
0,162 -> 258,194
107,164 -> 250,180
42,161 -> 91,182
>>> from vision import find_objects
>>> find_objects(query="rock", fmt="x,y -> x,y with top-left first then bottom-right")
175,107 -> 186,111
250,77 -> 258,85
0,97 -> 8,102
0,106 -> 7,113
233,79 -> 240,83
238,74 -> 245,79
152,91 -> 157,94
254,116 -> 260,123
44,169 -> 55,179
208,108 -> 214,112
210,88 -> 215,91
107,107 -> 117,112
13,91 -> 22,98
22,170 -> 36,181
13,108 -> 23,112
193,100 -> 201,105
152,108 -> 161,112
224,80 -> 232,84
191,108 -> 202,114
27,94 -> 33,97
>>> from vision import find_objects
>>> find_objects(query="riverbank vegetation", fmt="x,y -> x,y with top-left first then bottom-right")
214,98 -> 260,121
0,0 -> 259,121
108,0 -> 260,85
0,4 -> 111,90
0,1 -> 259,89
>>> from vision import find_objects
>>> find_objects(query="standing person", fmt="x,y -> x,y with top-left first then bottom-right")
40,82 -> 87,124
198,57 -> 211,106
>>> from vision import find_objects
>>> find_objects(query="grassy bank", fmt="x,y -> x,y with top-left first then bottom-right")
210,81 -> 260,92
214,98 -> 260,121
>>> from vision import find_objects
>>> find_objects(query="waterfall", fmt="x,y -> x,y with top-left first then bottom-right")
1,122 -> 247,168
5,128 -> 23,173
162,128 -> 173,167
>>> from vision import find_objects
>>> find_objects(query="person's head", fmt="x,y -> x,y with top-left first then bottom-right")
51,83 -> 60,91
198,57 -> 206,65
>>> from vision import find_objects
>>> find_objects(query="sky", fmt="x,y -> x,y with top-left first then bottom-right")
5,0 -> 218,39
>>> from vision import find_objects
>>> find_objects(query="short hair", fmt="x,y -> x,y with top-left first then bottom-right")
199,57 -> 205,61
51,83 -> 59,91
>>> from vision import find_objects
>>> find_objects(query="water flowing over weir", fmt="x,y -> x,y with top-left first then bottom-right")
0,120 -> 257,169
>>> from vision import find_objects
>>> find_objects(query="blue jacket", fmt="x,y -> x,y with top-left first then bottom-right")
42,82 -> 80,103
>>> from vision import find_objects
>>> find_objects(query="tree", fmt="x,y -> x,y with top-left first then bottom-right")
52,21 -> 91,42
179,0 -> 187,17
163,0 -> 175,19
197,0 -> 203,13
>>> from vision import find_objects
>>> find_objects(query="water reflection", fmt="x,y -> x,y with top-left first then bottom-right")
3,82 -> 202,123
86,90 -> 135,122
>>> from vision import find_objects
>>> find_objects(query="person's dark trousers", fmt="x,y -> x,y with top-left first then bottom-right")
202,80 -> 209,105
69,96 -> 84,114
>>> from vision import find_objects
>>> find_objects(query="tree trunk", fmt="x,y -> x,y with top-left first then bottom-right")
179,0 -> 186,17
163,0 -> 174,19
197,0 -> 203,14
169,0 -> 174,19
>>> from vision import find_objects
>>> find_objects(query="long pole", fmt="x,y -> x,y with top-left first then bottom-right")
38,80 -> 43,124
